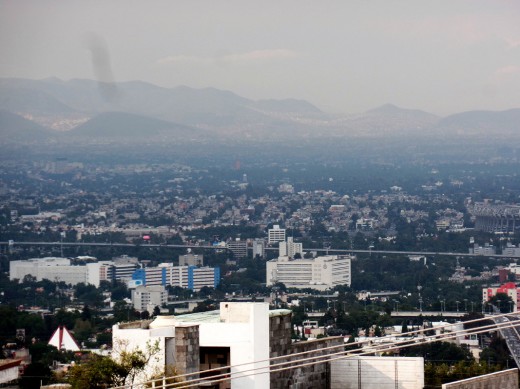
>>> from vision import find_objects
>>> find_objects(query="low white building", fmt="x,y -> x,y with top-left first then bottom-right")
266,255 -> 352,290
9,257 -> 87,285
113,302 -> 346,388
113,303 -> 272,389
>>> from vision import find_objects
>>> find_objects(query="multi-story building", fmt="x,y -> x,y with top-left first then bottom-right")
226,239 -> 248,259
112,256 -> 140,282
503,243 -> 520,257
86,261 -> 114,287
469,243 -> 496,256
131,285 -> 168,312
268,225 -> 286,245
471,203 -> 520,234
482,282 -> 520,311
252,239 -> 265,259
9,257 -> 87,285
179,253 -> 204,266
266,255 -> 352,291
279,237 -> 303,258
189,266 -> 220,291
131,264 -> 220,292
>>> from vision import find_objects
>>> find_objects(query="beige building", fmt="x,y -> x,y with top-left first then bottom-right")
279,237 -> 303,258
131,285 -> 167,313
179,253 -> 204,266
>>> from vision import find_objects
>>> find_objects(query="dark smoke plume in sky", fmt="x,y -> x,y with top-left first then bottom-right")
86,33 -> 118,103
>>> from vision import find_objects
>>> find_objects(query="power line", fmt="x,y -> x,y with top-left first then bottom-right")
110,313 -> 519,389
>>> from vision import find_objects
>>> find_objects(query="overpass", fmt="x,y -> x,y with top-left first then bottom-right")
390,311 -> 467,318
2,240 -> 520,258
305,310 -> 469,319
493,314 -> 520,367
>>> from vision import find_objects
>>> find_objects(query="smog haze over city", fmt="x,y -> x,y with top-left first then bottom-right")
2,1 -> 520,388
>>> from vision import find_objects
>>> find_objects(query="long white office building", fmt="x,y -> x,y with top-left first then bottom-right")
9,257 -> 87,285
10,256 -> 140,287
266,255 -> 352,291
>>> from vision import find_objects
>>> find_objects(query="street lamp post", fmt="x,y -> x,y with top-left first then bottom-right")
456,301 -> 460,312
417,285 -> 422,312
464,299 -> 468,312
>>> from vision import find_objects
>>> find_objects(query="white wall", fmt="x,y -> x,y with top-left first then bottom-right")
196,303 -> 270,389
112,326 -> 174,384
0,363 -> 20,385
331,356 -> 424,389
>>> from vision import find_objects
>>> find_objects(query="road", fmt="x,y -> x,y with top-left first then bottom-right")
493,314 -> 520,367
2,241 -> 520,258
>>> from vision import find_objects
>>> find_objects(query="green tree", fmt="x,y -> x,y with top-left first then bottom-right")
20,362 -> 52,389
480,336 -> 515,368
488,293 -> 513,313
81,304 -> 92,321
68,340 -> 160,388
68,354 -> 127,389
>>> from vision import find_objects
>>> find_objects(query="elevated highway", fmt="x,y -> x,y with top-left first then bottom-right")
2,240 -> 520,258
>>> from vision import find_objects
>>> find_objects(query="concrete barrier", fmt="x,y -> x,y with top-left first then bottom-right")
441,368 -> 518,389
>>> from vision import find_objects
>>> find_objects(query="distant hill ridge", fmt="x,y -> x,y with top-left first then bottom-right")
0,77 -> 519,141
69,111 -> 199,138
0,110 -> 52,142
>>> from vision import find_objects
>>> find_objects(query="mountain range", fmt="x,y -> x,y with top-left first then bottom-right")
0,77 -> 519,143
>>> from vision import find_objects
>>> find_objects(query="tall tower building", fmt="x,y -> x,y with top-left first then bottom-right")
268,225 -> 286,245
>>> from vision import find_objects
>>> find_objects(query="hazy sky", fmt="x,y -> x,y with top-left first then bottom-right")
1,1 -> 520,114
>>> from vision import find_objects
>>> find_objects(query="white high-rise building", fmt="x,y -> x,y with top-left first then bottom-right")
266,255 -> 352,291
268,225 -> 286,245
279,237 -> 303,258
